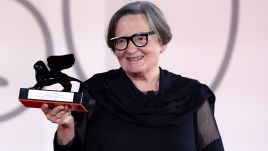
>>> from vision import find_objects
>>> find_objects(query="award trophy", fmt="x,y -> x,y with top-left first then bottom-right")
19,54 -> 92,112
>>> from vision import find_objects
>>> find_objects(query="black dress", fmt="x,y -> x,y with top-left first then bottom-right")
54,68 -> 224,151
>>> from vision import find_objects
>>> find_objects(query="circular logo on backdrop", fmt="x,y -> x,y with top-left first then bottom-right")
0,0 -> 239,122
0,77 -> 8,86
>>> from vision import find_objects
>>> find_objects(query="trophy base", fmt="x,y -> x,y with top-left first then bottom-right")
19,99 -> 88,112
19,88 -> 89,112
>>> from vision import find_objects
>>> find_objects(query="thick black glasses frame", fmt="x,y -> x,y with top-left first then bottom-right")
110,31 -> 155,51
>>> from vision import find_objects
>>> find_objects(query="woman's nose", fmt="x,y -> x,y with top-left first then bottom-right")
125,41 -> 137,53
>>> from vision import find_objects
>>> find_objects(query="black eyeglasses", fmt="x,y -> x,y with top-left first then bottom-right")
110,31 -> 155,51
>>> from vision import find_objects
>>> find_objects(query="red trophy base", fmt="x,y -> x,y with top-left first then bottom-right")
19,88 -> 89,112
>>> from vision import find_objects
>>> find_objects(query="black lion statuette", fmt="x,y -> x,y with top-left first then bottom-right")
31,54 -> 81,92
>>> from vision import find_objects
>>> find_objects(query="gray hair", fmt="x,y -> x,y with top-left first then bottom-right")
106,1 -> 172,50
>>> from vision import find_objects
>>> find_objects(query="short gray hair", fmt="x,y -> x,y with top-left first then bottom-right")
106,1 -> 172,51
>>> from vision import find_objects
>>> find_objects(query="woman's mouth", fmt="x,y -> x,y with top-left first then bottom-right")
127,56 -> 144,61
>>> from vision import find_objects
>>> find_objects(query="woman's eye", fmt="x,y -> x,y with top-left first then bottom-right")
135,35 -> 146,41
116,39 -> 126,44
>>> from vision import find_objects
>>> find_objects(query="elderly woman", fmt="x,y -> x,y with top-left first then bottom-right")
42,1 -> 224,151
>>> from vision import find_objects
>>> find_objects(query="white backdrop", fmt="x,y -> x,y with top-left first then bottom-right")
0,0 -> 268,150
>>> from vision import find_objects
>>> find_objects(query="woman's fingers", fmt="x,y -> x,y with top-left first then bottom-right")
55,113 -> 73,125
41,103 -> 49,114
49,105 -> 65,116
41,104 -> 74,126
64,105 -> 72,113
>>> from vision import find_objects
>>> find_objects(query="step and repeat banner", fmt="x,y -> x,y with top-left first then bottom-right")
1,0 -> 267,150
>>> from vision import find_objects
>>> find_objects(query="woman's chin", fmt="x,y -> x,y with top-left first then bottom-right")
124,68 -> 144,75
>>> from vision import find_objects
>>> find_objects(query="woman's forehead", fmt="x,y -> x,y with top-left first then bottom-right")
115,14 -> 150,37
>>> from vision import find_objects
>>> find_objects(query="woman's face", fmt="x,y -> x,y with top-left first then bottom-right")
114,14 -> 166,76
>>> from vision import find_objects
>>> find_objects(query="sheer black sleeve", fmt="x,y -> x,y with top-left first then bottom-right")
53,84 -> 93,151
53,110 -> 88,151
197,100 -> 224,151
53,129 -> 82,151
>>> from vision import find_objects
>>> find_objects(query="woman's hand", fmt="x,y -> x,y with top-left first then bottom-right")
41,104 -> 74,126
41,104 -> 75,145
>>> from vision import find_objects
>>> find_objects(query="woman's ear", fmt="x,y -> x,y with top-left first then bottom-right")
160,44 -> 167,53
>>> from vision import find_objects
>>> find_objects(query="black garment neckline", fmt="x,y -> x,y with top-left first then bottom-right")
86,67 -> 215,126
119,68 -> 161,96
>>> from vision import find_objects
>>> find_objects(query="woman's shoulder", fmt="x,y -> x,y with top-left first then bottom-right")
160,68 -> 201,87
83,68 -> 122,89
161,68 -> 215,109
160,68 -> 214,98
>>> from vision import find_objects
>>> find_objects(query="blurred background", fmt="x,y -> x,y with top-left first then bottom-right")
0,0 -> 267,150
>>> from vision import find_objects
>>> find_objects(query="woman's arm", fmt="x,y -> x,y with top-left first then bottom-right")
41,104 -> 81,151
196,100 -> 224,151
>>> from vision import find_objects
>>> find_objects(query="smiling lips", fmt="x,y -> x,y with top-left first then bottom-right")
126,56 -> 144,61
